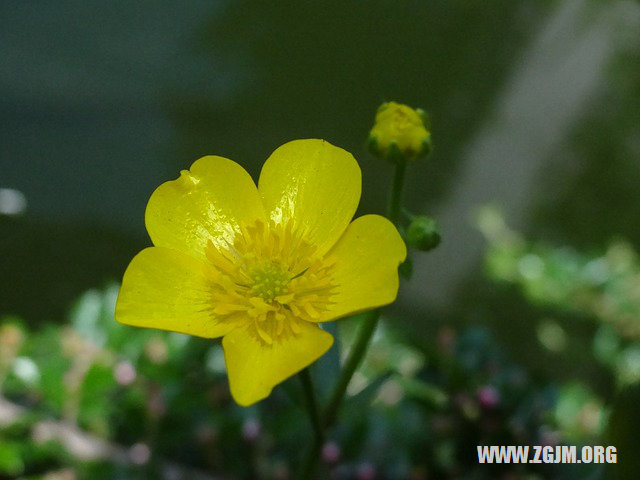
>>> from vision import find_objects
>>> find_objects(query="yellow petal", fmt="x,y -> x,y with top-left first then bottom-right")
116,247 -> 238,338
258,139 -> 361,256
222,321 -> 333,406
146,156 -> 266,263
320,214 -> 406,321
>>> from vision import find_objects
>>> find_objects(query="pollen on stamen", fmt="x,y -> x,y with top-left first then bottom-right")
206,220 -> 338,344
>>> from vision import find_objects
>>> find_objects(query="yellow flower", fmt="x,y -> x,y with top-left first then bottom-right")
116,139 -> 406,406
368,101 -> 431,161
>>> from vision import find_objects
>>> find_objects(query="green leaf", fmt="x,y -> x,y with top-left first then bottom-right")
0,440 -> 24,475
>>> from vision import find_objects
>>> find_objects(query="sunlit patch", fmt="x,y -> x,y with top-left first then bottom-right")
536,319 -> 567,352
205,220 -> 336,345
0,188 -> 27,216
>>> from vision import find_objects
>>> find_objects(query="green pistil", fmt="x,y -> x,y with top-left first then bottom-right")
250,264 -> 290,302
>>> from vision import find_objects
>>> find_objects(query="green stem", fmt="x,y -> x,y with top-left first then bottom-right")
322,309 -> 380,428
298,312 -> 381,479
401,207 -> 416,221
299,368 -> 324,444
296,434 -> 323,480
322,161 -> 408,427
296,369 -> 324,480
387,161 -> 407,224
297,161 -> 408,478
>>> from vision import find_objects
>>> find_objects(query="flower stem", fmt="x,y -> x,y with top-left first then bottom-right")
322,309 -> 380,428
296,434 -> 323,480
299,368 -> 324,444
296,368 -> 324,480
387,161 -> 407,224
322,160 -> 408,427
297,161 -> 408,478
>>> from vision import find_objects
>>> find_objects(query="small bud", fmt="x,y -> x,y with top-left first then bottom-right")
128,442 -> 151,465
477,385 -> 500,410
148,386 -> 167,418
356,462 -> 376,480
406,216 -> 440,251
368,102 -> 431,163
144,336 -> 168,364
114,360 -> 137,386
321,441 -> 341,464
241,418 -> 261,442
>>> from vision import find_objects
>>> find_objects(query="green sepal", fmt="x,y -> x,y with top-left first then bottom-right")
419,135 -> 433,157
399,256 -> 413,280
366,134 -> 379,157
387,141 -> 406,164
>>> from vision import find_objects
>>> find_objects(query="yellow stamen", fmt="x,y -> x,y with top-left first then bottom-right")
205,220 -> 336,345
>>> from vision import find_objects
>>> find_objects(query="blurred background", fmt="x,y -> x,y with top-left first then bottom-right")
2,0 -> 640,478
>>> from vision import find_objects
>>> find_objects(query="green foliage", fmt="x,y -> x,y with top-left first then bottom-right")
478,206 -> 640,388
478,207 -> 640,478
0,282 -> 611,479
0,440 -> 24,476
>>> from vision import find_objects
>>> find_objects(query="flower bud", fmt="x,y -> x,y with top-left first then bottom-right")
356,462 -> 376,480
114,360 -> 137,386
406,216 -> 440,251
368,101 -> 431,163
321,441 -> 341,464
477,385 -> 500,410
241,418 -> 261,442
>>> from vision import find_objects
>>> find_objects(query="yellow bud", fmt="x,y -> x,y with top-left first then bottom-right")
368,101 -> 431,162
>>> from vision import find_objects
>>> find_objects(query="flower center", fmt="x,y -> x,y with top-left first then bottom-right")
205,220 -> 336,345
393,109 -> 410,127
249,263 -> 290,302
